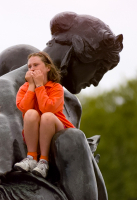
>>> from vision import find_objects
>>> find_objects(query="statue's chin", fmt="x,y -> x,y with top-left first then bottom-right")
62,84 -> 79,94
62,80 -> 78,94
62,77 -> 99,94
65,87 -> 79,94
64,83 -> 92,94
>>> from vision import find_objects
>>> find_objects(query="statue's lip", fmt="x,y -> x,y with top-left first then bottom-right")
82,79 -> 99,89
82,83 -> 91,89
90,79 -> 98,87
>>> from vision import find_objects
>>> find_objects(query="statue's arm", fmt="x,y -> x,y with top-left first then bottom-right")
0,65 -> 27,175
50,128 -> 108,200
50,128 -> 98,200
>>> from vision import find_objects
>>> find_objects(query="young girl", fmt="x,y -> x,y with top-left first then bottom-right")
14,52 -> 75,178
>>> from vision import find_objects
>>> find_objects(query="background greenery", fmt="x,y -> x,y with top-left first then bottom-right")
78,79 -> 137,200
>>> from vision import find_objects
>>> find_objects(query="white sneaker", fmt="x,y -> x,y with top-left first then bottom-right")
32,160 -> 49,178
14,156 -> 37,172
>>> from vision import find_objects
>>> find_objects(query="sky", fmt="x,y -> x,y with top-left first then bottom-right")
0,0 -> 137,96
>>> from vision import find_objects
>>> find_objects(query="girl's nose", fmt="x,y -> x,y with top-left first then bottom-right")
30,66 -> 34,71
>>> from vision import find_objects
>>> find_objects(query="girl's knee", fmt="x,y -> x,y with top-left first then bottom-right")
24,109 -> 40,122
41,112 -> 55,123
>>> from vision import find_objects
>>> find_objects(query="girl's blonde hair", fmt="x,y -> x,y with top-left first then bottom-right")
28,51 -> 61,83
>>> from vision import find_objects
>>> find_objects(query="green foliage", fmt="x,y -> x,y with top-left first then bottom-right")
79,79 -> 137,200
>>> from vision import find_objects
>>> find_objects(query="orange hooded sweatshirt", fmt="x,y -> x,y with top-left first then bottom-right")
16,81 -> 75,128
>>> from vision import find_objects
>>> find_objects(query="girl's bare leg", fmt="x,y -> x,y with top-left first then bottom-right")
14,109 -> 40,172
24,109 -> 40,152
39,112 -> 64,157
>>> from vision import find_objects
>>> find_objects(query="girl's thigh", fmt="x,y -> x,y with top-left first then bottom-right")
41,112 -> 65,132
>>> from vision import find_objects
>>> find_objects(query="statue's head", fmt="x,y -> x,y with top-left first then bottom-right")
44,12 -> 123,94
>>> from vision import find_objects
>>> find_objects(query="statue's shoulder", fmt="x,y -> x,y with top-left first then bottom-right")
63,88 -> 82,128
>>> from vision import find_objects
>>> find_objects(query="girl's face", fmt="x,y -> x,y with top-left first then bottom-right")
28,56 -> 50,77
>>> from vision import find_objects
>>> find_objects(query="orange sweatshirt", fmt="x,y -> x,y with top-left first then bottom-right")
16,81 -> 75,128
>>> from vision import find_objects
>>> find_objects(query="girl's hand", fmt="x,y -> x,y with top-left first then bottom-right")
25,71 -> 34,84
32,70 -> 44,87
25,71 -> 35,91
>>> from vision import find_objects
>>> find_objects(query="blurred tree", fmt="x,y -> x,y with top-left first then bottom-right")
78,79 -> 137,200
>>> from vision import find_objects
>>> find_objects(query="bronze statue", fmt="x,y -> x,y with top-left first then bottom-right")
0,12 -> 123,200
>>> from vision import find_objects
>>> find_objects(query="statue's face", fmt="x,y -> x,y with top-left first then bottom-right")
44,40 -> 111,94
62,58 -> 111,94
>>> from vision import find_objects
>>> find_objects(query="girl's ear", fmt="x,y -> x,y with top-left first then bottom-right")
47,65 -> 51,72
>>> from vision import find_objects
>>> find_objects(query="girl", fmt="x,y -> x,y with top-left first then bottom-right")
14,52 -> 75,178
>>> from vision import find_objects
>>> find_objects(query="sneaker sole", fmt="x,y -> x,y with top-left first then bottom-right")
32,170 -> 45,178
14,165 -> 28,172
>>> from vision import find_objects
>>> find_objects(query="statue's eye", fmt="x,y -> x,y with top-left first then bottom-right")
100,60 -> 110,72
103,59 -> 109,64
101,66 -> 107,73
97,66 -> 107,75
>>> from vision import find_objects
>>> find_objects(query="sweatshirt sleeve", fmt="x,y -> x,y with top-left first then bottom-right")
16,83 -> 35,113
35,83 -> 64,113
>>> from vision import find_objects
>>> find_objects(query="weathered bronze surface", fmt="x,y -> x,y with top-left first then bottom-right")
0,12 -> 123,200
